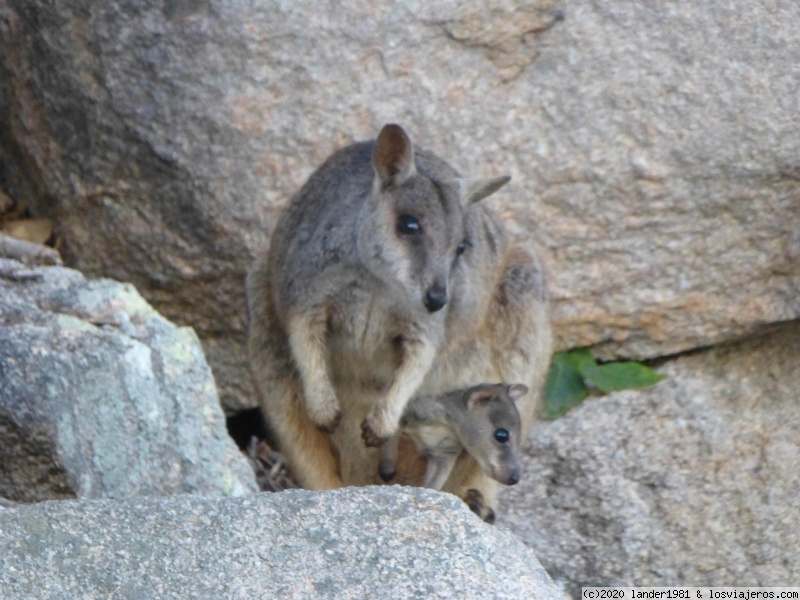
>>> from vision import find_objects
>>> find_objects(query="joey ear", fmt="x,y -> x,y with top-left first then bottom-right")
507,383 -> 529,402
466,383 -> 506,408
453,175 -> 511,204
373,124 -> 416,186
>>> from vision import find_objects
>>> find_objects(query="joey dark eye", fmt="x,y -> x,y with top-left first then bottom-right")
456,239 -> 471,256
493,428 -> 510,443
397,214 -> 421,235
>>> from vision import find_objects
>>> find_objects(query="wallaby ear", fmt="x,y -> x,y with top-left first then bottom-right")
466,384 -> 504,409
373,124 -> 416,186
507,383 -> 529,402
453,175 -> 511,205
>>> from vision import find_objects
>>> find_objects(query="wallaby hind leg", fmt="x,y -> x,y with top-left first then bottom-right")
255,369 -> 343,490
248,304 -> 342,490
442,454 -> 500,523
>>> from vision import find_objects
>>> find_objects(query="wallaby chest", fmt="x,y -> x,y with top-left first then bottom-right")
325,283 -> 443,388
405,422 -> 462,457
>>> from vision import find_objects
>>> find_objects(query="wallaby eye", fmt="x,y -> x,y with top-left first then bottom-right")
456,239 -> 471,256
493,428 -> 510,443
397,214 -> 421,235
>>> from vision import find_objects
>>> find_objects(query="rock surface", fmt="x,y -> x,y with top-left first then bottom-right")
0,486 -> 565,600
499,322 -> 800,595
2,1 -> 798,410
0,258 -> 257,502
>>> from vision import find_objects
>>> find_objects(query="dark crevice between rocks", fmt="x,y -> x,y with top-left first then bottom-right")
226,407 -> 299,492
226,407 -> 271,452
641,319 -> 800,370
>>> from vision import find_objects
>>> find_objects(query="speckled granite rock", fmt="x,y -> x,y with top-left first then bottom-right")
499,322 -> 800,595
0,258 -> 256,501
0,486 -> 565,599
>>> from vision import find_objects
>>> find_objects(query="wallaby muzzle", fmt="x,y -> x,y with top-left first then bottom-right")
423,286 -> 448,312
491,462 -> 521,486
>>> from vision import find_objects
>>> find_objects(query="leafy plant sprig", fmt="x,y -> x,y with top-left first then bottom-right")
541,348 -> 665,420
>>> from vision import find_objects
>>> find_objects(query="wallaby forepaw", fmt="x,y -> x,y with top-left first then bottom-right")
378,463 -> 396,482
463,489 -> 496,524
361,418 -> 389,447
311,405 -> 342,434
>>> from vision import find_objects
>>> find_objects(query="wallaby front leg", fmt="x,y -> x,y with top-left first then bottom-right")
423,453 -> 459,491
443,456 -> 501,523
287,308 -> 341,433
361,339 -> 436,447
378,434 -> 400,482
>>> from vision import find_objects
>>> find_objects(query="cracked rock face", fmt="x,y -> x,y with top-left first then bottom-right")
0,259 -> 257,502
1,2 -> 798,410
499,323 -> 800,595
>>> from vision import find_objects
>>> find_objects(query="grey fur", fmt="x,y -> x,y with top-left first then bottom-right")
379,383 -> 527,490
246,124 -> 513,490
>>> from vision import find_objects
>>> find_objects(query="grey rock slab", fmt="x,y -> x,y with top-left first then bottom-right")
499,322 -> 800,595
0,258 -> 257,502
0,486 -> 565,599
1,2 -> 798,409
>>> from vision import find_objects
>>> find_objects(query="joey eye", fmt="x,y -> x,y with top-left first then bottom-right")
397,214 -> 421,235
456,239 -> 471,256
493,428 -> 510,444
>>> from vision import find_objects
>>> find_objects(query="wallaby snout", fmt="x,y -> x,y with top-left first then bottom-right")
506,467 -> 521,486
423,285 -> 448,313
490,461 -> 521,486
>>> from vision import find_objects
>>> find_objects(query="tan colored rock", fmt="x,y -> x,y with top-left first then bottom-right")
499,322 -> 800,595
1,1 -> 798,409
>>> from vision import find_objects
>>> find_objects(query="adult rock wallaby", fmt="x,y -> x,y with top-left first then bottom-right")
379,383 -> 528,499
247,124 -> 510,489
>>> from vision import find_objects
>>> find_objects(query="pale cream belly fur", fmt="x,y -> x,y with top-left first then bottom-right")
324,292 -> 439,486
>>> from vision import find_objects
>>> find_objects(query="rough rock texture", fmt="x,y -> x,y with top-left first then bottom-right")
0,258 -> 257,502
2,1 -> 798,409
498,322 -> 800,595
0,487 -> 565,600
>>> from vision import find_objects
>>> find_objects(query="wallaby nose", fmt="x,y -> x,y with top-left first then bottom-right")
423,288 -> 448,312
507,470 -> 521,486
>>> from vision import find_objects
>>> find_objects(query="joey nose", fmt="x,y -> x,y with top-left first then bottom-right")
507,471 -> 520,486
423,288 -> 448,312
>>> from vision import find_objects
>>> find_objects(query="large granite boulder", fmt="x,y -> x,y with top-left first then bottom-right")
499,322 -> 800,595
2,1 -> 798,409
0,486 -> 565,599
0,258 -> 257,502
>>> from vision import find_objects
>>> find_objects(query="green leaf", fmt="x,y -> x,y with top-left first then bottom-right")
542,348 -> 666,420
541,351 -> 589,420
581,360 -> 665,392
564,347 -> 596,373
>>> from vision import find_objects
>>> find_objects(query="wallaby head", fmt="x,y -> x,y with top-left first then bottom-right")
460,383 -> 527,486
357,124 -> 510,314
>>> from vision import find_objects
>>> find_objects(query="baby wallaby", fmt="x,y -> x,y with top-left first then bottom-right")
379,383 -> 527,491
